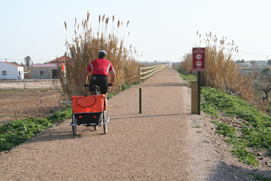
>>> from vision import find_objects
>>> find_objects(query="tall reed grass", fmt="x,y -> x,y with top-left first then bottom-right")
58,12 -> 141,99
179,32 -> 265,111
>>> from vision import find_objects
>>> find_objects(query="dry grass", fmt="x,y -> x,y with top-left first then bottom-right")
58,13 -> 141,99
179,32 -> 266,111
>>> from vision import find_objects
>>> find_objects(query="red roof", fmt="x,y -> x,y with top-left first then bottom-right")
47,55 -> 72,64
33,64 -> 58,68
1,61 -> 23,67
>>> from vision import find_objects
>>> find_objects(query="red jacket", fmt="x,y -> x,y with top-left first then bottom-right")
87,58 -> 114,76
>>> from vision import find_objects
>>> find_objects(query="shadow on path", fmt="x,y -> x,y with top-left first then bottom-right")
26,126 -> 104,143
208,161 -> 271,181
139,82 -> 187,87
110,113 -> 191,120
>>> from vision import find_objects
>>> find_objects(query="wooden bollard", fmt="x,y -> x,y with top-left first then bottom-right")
191,81 -> 198,114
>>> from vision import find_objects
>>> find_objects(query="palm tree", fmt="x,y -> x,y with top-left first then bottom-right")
24,56 -> 31,66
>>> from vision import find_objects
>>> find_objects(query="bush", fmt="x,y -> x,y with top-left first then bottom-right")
58,13 -> 141,99
211,121 -> 236,138
179,32 -> 264,111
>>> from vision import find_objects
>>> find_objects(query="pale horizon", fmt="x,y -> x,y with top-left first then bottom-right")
1,0 -> 271,64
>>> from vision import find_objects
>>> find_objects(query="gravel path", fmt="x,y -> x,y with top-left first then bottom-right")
0,68 -> 268,180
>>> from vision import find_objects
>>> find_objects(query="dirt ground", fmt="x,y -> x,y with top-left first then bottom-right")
0,70 -> 270,180
0,79 -> 59,90
0,80 -> 63,125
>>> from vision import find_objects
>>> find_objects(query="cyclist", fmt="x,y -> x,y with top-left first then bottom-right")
83,50 -> 116,106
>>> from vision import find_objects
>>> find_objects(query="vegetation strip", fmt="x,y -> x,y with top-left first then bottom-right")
0,105 -> 72,152
176,69 -> 196,86
177,69 -> 271,167
248,173 -> 271,181
202,87 -> 271,153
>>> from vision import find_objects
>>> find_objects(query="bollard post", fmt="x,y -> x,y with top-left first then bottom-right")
191,81 -> 198,114
139,88 -> 142,114
138,67 -> 140,84
197,72 -> 201,115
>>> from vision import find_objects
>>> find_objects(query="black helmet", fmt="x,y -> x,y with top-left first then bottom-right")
98,50 -> 107,58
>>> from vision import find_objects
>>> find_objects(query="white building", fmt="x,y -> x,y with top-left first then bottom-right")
0,61 -> 24,79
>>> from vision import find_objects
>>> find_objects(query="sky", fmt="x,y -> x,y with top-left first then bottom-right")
1,0 -> 271,64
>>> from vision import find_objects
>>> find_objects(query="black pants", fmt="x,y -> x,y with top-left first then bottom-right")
89,74 -> 108,94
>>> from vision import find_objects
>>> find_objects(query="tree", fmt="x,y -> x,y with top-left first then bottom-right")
236,59 -> 246,63
250,60 -> 257,66
262,68 -> 270,74
267,59 -> 271,65
24,56 -> 31,66
254,75 -> 271,101
10,61 -> 19,65
255,82 -> 271,101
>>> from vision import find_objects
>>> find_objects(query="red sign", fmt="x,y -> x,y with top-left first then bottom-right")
192,47 -> 206,71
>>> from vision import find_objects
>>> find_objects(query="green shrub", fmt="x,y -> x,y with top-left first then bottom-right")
176,68 -> 196,86
0,117 -> 54,152
248,173 -> 271,181
231,149 -> 259,166
211,121 -> 236,138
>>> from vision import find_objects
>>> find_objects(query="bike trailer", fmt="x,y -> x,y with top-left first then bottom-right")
71,95 -> 106,125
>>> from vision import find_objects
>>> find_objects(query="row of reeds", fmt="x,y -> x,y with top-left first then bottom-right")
179,32 -> 266,111
58,13 -> 141,99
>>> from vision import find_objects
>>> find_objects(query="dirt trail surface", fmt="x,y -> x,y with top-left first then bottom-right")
0,69 -> 270,180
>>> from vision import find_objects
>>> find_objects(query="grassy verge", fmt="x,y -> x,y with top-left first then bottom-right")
178,70 -> 271,168
202,87 -> 271,151
248,173 -> 271,181
0,105 -> 72,152
176,68 -> 196,86
202,87 -> 271,166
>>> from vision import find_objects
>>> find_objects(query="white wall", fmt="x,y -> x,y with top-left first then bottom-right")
0,62 -> 24,79
18,67 -> 24,79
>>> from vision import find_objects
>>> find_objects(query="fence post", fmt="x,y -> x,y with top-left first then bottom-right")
191,81 -> 198,114
138,67 -> 140,83
197,72 -> 201,115
139,88 -> 142,114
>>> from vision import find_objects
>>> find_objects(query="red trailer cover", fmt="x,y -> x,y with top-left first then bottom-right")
71,95 -> 106,114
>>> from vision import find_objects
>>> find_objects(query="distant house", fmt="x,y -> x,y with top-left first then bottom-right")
31,63 -> 60,79
0,61 -> 24,79
31,55 -> 71,79
237,63 -> 251,67
254,61 -> 268,67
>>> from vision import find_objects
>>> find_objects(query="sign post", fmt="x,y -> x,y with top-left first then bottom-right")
192,47 -> 206,115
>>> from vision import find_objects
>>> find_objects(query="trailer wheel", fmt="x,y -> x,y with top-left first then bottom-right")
94,125 -> 98,130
